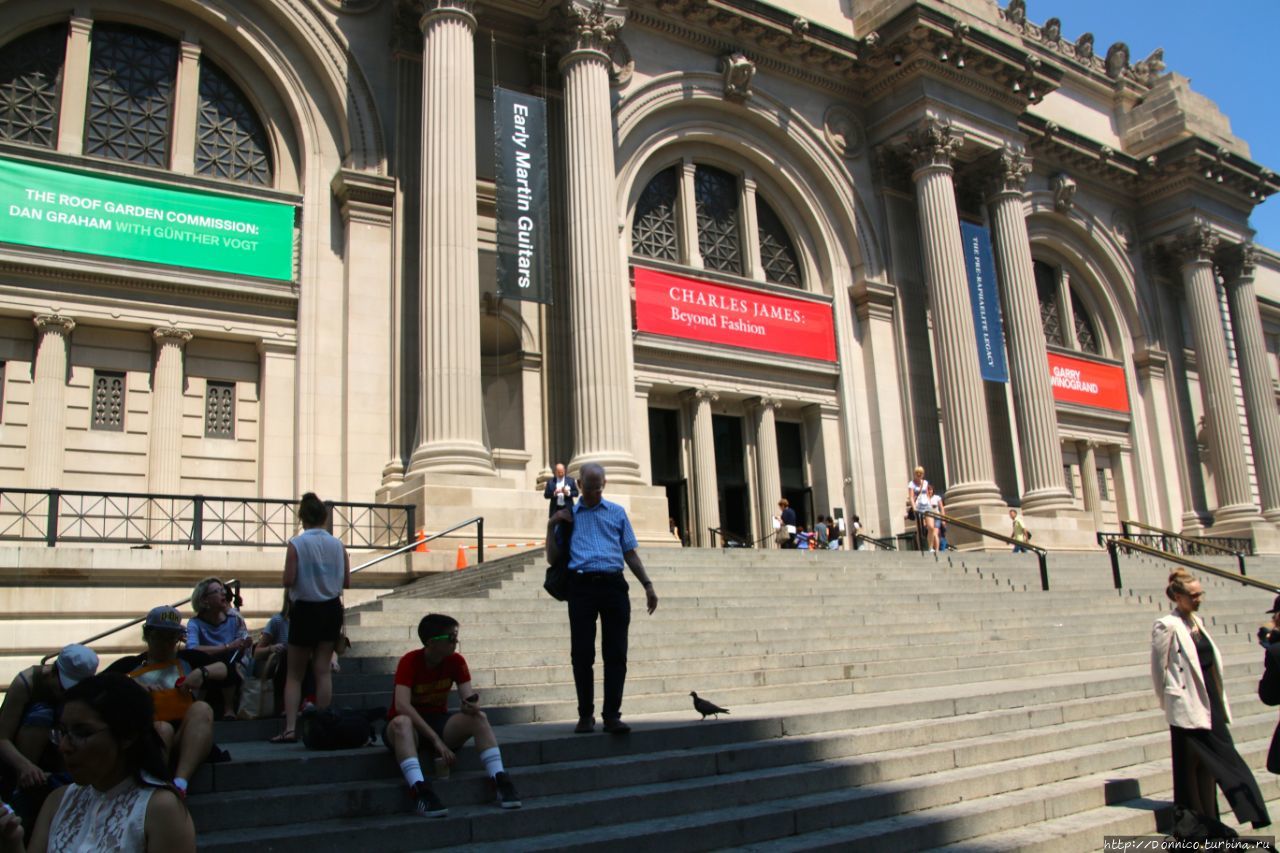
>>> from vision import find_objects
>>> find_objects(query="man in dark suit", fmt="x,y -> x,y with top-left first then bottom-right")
1259,596 -> 1280,773
544,463 -> 579,517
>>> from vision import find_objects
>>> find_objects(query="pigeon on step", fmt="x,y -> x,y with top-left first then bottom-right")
690,692 -> 730,720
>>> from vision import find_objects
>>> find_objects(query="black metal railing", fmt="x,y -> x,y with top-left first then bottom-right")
708,527 -> 753,549
0,488 -> 415,550
922,510 -> 1050,591
1117,518 -> 1252,557
1098,530 -> 1246,576
855,533 -> 896,551
1104,537 -> 1278,595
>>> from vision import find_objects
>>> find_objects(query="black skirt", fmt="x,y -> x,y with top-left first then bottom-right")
288,597 -> 344,647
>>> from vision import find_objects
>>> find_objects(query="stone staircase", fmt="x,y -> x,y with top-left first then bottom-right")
189,547 -> 1280,851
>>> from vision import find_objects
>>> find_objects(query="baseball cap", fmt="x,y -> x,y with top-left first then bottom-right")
1267,595 -> 1280,615
56,644 -> 99,691
144,605 -> 185,633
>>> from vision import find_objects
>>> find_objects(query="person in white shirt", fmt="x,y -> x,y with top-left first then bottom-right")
543,464 -> 579,517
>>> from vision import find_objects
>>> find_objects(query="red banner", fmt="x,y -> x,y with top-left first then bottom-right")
633,266 -> 836,362
1048,352 -> 1129,412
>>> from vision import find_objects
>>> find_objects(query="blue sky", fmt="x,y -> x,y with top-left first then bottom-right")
1019,0 -> 1280,249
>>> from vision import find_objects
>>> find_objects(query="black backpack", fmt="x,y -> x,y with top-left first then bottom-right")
544,520 -> 573,602
300,706 -> 380,750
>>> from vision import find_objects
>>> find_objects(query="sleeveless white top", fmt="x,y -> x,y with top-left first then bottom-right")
288,528 -> 346,602
49,776 -> 156,853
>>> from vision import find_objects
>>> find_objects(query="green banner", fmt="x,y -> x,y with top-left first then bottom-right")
0,157 -> 295,281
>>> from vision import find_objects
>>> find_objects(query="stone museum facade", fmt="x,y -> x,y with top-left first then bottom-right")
0,0 -> 1278,549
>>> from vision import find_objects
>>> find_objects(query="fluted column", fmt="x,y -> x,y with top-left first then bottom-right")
986,147 -> 1072,512
148,328 -> 192,494
907,119 -> 1003,510
1222,245 -> 1280,522
752,397 -> 783,547
1175,225 -> 1259,524
560,1 -> 642,482
1077,440 -> 1103,532
685,389 -> 720,545
27,314 -> 75,488
406,0 -> 492,476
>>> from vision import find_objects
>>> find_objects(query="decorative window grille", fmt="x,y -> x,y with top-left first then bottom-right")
1072,290 -> 1101,355
1063,463 -> 1074,498
1096,467 -> 1109,501
84,24 -> 177,166
631,166 -> 679,261
196,60 -> 271,186
204,381 -> 235,438
92,370 -> 125,431
756,196 -> 801,286
0,24 -> 66,148
694,165 -> 742,275
1034,261 -> 1063,347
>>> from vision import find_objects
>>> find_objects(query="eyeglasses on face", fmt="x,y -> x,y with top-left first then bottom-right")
427,634 -> 459,645
50,725 -> 109,748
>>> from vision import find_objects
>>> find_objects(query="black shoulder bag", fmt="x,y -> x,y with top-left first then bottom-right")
544,520 -> 573,602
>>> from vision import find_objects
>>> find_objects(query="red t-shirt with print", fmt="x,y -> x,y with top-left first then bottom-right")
387,649 -> 471,719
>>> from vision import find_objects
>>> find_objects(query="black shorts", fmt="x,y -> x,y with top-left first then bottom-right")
383,711 -> 456,750
288,598 -> 344,647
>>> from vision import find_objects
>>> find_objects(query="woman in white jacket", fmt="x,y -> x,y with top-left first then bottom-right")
1151,568 -> 1269,836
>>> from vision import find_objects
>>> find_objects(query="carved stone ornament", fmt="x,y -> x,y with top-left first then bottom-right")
1219,242 -> 1258,283
990,146 -> 1031,195
906,118 -> 963,172
562,1 -> 625,57
1006,0 -> 1027,28
823,106 -> 865,160
1104,42 -> 1129,79
1075,32 -> 1094,61
790,17 -> 809,41
1174,222 -> 1220,263
720,52 -> 756,102
1111,211 -> 1136,253
33,314 -> 75,335
153,327 -> 194,346
1130,48 -> 1165,86
1051,173 -> 1076,213
319,0 -> 381,13
1042,17 -> 1061,45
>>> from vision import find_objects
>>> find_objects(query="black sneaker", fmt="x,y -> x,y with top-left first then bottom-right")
413,781 -> 447,818
574,717 -> 595,734
493,772 -> 522,809
602,718 -> 631,735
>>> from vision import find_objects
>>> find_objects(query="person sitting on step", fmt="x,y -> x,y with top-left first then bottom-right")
383,613 -> 521,818
104,605 -> 226,798
185,577 -> 250,720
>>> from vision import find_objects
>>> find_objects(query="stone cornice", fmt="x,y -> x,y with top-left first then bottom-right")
331,169 -> 397,226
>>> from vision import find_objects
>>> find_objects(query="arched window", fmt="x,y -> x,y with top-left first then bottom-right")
630,161 -> 806,288
1033,260 -> 1063,347
631,165 -> 678,261
1071,290 -> 1101,355
1035,257 -> 1105,356
694,164 -> 742,275
196,60 -> 272,186
0,24 -> 68,148
84,24 -> 178,167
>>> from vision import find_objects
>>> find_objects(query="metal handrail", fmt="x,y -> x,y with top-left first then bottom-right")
708,527 -> 752,549
1101,527 -> 1246,576
1104,537 -> 1279,595
1119,518 -> 1250,562
854,532 -> 896,551
40,517 -> 486,663
922,510 -> 1050,591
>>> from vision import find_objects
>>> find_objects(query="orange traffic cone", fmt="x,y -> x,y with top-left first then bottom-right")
455,544 -> 467,570
414,530 -> 427,553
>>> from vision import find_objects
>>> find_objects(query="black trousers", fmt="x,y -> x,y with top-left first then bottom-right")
567,572 -> 631,721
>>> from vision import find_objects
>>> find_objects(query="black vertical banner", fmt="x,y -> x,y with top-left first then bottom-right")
494,87 -> 551,304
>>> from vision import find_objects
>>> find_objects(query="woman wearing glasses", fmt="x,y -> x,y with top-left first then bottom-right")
1152,568 -> 1269,840
0,673 -> 195,852
272,493 -> 350,744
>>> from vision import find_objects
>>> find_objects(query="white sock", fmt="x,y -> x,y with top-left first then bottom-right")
480,747 -> 505,778
173,777 -> 188,793
399,757 -> 424,787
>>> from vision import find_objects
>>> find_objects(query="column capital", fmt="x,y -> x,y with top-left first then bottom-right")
256,338 -> 297,356
332,169 -> 397,226
749,396 -> 782,413
1219,242 -> 1258,285
33,314 -> 75,335
417,0 -> 476,33
1171,222 -> 1220,265
984,145 -> 1031,198
681,387 -> 718,405
1132,346 -> 1168,378
152,327 -> 193,347
906,118 -> 963,175
556,1 -> 626,66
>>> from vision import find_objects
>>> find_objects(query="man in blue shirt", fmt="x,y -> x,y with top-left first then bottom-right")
546,462 -> 658,734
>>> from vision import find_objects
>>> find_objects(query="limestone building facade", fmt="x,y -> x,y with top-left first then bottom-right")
1,0 -> 1279,549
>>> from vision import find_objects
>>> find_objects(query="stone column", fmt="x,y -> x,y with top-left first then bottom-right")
1077,440 -> 1103,532
985,147 -> 1072,513
752,397 -> 782,547
26,314 -> 75,489
1222,244 -> 1280,522
560,1 -> 643,482
685,389 -> 719,545
405,0 -> 493,476
147,328 -> 192,494
906,119 -> 1003,510
169,41 -> 202,174
257,340 -> 297,499
678,160 -> 703,269
56,18 -> 92,155
1174,225 -> 1260,525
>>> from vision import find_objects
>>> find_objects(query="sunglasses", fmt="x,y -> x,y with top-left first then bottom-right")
427,634 -> 459,644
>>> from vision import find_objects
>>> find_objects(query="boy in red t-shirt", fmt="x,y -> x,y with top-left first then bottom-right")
384,613 -> 520,818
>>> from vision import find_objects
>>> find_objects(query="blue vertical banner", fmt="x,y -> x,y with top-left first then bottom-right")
493,87 -> 551,304
960,221 -> 1009,383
